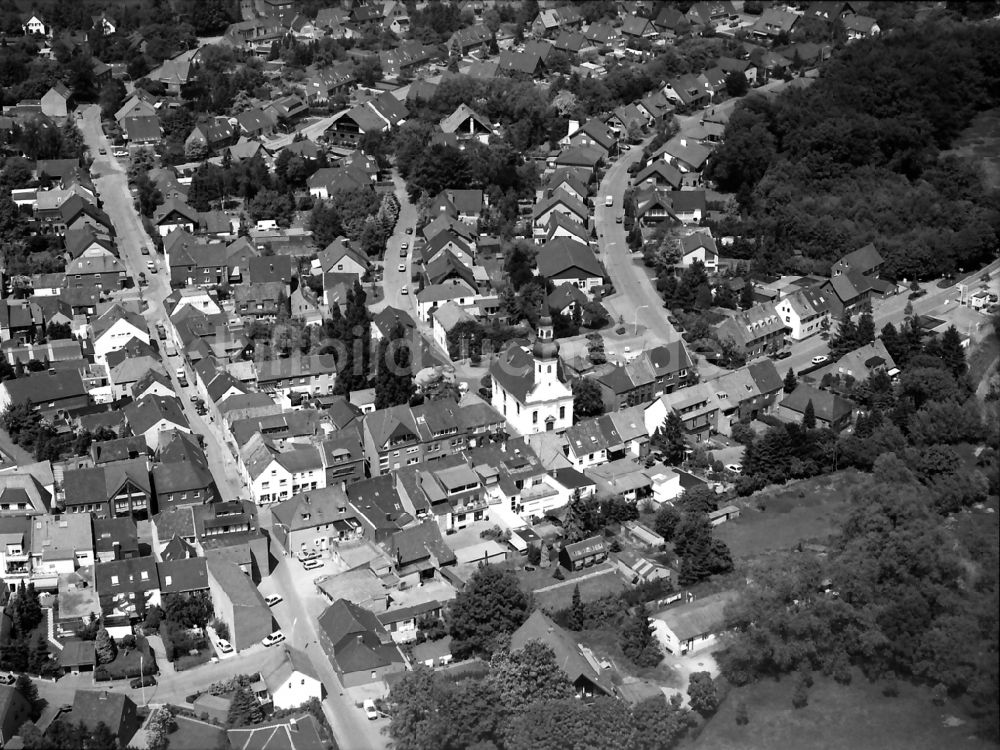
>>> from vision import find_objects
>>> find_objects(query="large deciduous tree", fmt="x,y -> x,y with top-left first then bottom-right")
448,566 -> 529,658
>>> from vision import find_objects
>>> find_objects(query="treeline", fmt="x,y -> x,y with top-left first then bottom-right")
719,463 -> 999,740
707,22 -> 1000,279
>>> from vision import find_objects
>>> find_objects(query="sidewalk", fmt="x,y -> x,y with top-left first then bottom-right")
145,634 -> 175,676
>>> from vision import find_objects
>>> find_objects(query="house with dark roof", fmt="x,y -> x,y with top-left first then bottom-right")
93,556 -> 160,625
157,557 -> 208,595
447,23 -> 492,55
559,535 -> 608,571
69,690 -> 141,747
653,589 -> 738,654
93,517 -> 139,562
532,189 -> 589,230
751,7 -> 799,38
153,457 -> 217,512
206,558 -> 273,650
776,383 -> 855,432
510,610 -> 613,696
154,198 -> 200,238
536,238 -> 605,293
270,486 -> 361,555
123,395 -> 191,451
317,599 -> 406,687
0,370 -> 88,415
386,521 -> 457,582
63,459 -> 151,520
715,302 -> 787,359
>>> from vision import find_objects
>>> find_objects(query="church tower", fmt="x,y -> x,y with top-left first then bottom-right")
533,316 -> 560,386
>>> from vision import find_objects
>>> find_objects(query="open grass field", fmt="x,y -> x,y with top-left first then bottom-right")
533,568 -> 627,612
713,471 -> 867,560
945,107 -> 1000,190
689,669 -> 998,750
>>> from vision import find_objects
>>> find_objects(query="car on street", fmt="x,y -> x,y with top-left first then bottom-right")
138,272 -> 147,286
298,549 -> 319,561
364,699 -> 379,720
398,263 -> 406,272
605,195 -> 614,207
908,288 -> 927,300
616,214 -> 624,223
216,639 -> 233,654
265,594 -> 283,607
811,355 -> 829,365
98,147 -> 106,155
141,245 -> 149,255
401,242 -> 408,250
774,350 -> 791,360
130,675 -> 156,688
401,287 -> 408,295
405,227 -> 413,234
302,558 -> 323,570
262,631 -> 286,647
165,344 -> 177,357
156,324 -> 166,340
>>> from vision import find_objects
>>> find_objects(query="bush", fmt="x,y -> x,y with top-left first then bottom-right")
552,567 -> 565,580
211,619 -> 230,641
526,546 -> 541,565
94,667 -> 110,682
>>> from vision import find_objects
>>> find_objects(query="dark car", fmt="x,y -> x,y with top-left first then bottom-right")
130,675 -> 156,688
774,350 -> 792,360
908,288 -> 927,300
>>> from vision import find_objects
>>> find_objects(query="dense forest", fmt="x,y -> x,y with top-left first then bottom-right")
707,22 -> 1000,280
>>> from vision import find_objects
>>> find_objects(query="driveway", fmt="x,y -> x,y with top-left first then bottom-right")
593,143 -> 681,348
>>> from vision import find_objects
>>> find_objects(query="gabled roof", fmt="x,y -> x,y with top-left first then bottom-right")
532,189 -> 589,222
536,238 -> 604,280
782,383 -> 855,423
633,160 -> 683,189
510,610 -> 611,693
123,394 -> 189,435
154,197 -> 200,226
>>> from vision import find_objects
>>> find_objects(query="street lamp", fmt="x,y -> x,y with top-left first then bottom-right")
633,305 -> 648,336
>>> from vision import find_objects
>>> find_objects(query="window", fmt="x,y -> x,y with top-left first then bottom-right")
111,576 -> 119,585
532,411 -> 538,424
559,406 -> 565,419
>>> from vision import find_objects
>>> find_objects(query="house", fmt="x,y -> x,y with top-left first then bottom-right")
447,24 -> 492,55
657,137 -> 712,174
536,238 -> 604,292
644,382 -> 721,444
510,610 -> 612,696
559,535 -> 608,571
709,505 -> 741,526
843,14 -> 880,41
812,339 -> 899,384
154,199 -> 200,238
0,471 -> 53,516
532,189 -> 589,229
595,341 -> 696,410
93,517 -> 139,562
633,161 -> 683,191
717,56 -> 758,86
715,302 -> 787,359
152,459 -> 217,512
662,74 -> 712,110
585,458 -> 652,502
0,370 -> 88,415
22,13 -> 49,37
241,435 -> 326,506
69,690 -> 141,747
0,686 -> 32,745
94,556 -> 160,626
564,118 -> 616,156
439,103 -> 494,144
819,269 -> 894,316
652,590 -> 739,654
621,16 -> 656,38
28,514 -> 94,587
832,243 -> 883,279
679,231 -> 718,272
432,301 -> 475,353
41,83 -> 71,118
270,486 -> 361,556
236,107 -> 279,138
157,557 -> 208,595
776,287 -> 832,340
206,558 -> 273,650
122,395 -> 191,452
257,646 -> 323,710
316,599 -> 406,687
62,459 -> 152,520
315,238 -> 370,277
122,116 -> 163,148
751,8 -> 799,39
776,383 -> 855,432
91,305 -> 149,365
185,118 -> 238,155
324,94 -> 407,147
686,1 -> 736,28
490,319 -> 573,436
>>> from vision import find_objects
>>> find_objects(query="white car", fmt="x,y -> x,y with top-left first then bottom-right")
302,558 -> 323,571
265,594 -> 283,607
726,464 -> 742,474
398,263 -> 406,272
363,699 -> 379,720
401,241 -> 408,250
811,355 -> 829,365
401,287 -> 409,295
216,639 -> 233,654
262,631 -> 286,647
0,673 -> 15,686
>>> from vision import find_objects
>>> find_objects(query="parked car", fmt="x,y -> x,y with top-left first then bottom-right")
298,549 -> 319,561
302,558 -> 323,571
811,355 -> 829,365
774,350 -> 791,360
401,287 -> 408,295
405,227 -> 413,234
364,699 -> 379,720
216,639 -> 233,654
155,324 -> 166,340
98,147 -> 106,155
908,288 -> 927,300
398,263 -> 406,272
0,673 -> 15,686
138,272 -> 147,286
141,245 -> 150,255
130,675 -> 156,688
262,631 -> 286,647
726,464 -> 742,474
265,594 -> 283,607
616,214 -> 624,223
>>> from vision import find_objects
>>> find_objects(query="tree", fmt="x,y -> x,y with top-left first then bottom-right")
146,706 -> 176,750
94,629 -> 117,666
802,399 -> 816,429
567,585 -> 584,630
561,492 -> 598,544
572,378 -> 604,421
162,591 -> 214,629
676,513 -> 714,585
98,79 -> 126,120
86,721 -> 118,750
15,674 -> 42,720
228,685 -> 263,726
687,671 -> 719,716
619,603 -> 662,668
856,303 -> 875,345
739,282 -> 755,310
783,367 -> 798,394
631,694 -> 693,750
939,325 -> 967,378
489,641 -> 574,713
448,566 -> 529,658
652,411 -> 687,464
504,697 -> 632,750
725,70 -> 750,97
654,503 -> 681,541
375,322 -> 416,409
830,309 -> 858,358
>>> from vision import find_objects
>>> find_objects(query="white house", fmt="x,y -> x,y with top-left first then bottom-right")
91,305 -> 150,365
679,231 -> 718,272
415,280 -> 479,323
489,318 -> 574,436
257,647 -> 324,710
431,301 -> 474,353
22,13 -> 49,36
29,514 -> 94,589
775,287 -> 832,341
651,590 -> 739,655
241,435 -> 326,506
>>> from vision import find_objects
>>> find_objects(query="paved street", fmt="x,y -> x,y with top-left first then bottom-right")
594,144 -> 681,349
372,171 -> 418,315
78,105 -> 385,749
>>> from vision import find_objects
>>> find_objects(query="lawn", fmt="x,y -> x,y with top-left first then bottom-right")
576,628 -> 684,689
689,669 -> 998,750
533,569 -> 627,612
162,715 -> 227,750
713,471 -> 867,560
